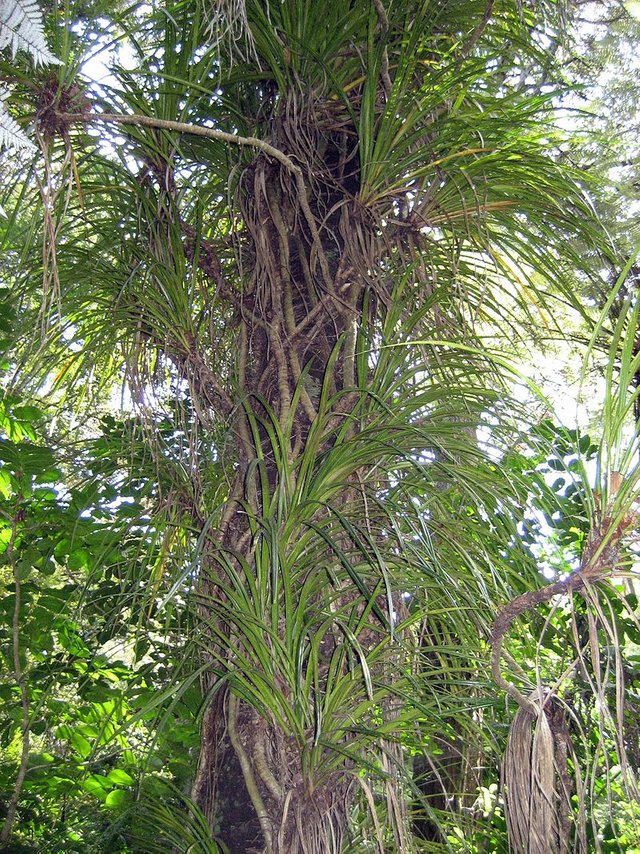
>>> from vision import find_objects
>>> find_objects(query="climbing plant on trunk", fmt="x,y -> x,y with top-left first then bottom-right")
2,1 -> 638,852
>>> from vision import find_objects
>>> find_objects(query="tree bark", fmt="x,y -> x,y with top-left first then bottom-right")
190,111 -> 381,851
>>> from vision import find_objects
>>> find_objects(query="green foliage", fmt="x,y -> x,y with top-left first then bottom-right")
0,394 -> 210,851
0,0 -> 639,851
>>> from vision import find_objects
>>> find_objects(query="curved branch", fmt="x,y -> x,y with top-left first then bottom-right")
63,111 -> 300,172
62,111 -> 335,292
490,516 -> 624,710
227,693 -> 273,851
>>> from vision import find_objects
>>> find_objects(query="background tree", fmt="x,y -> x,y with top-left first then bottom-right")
1,1 -> 639,851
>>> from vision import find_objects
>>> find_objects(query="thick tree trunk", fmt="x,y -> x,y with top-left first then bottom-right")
190,111 -> 383,851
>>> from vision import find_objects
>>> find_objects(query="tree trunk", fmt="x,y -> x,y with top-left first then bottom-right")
190,107 -> 391,851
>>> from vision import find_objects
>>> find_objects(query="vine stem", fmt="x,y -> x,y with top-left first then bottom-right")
0,506 -> 29,849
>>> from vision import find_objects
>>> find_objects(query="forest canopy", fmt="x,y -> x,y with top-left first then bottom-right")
1,0 -> 640,851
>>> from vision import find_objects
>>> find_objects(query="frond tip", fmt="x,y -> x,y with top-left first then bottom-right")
0,0 -> 59,65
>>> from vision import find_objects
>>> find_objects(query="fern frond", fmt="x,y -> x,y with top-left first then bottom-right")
0,86 -> 35,152
0,0 -> 58,65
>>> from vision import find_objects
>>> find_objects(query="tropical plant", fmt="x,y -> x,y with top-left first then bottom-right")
1,0 -> 639,852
